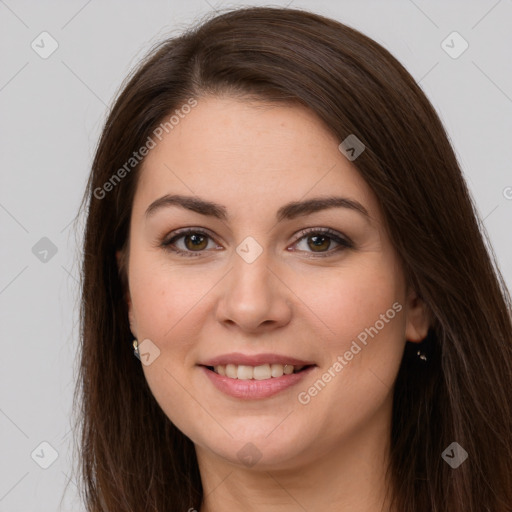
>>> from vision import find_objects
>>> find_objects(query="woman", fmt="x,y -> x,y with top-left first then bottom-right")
73,6 -> 512,511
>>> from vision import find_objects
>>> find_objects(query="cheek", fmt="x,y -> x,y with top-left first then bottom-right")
304,261 -> 408,418
309,261 -> 405,350
128,254 -> 213,434
294,265 -> 406,445
128,249 -> 213,344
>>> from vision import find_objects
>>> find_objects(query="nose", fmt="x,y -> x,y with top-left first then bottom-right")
214,246 -> 293,333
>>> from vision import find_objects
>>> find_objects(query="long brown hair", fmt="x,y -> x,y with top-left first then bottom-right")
72,6 -> 512,511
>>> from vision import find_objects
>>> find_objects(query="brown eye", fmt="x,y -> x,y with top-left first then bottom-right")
306,234 -> 332,252
161,229 -> 218,257
293,228 -> 353,257
183,233 -> 208,251
161,227 -> 352,258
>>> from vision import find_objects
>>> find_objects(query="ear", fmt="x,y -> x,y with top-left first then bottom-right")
116,249 -> 137,338
404,286 -> 430,343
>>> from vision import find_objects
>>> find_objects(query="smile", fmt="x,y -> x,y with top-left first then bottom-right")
200,364 -> 316,399
208,363 -> 308,380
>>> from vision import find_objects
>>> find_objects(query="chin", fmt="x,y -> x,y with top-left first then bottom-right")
197,422 -> 312,470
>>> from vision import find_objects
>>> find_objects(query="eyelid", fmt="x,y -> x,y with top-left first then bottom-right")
161,227 -> 217,245
291,227 -> 353,256
161,227 -> 220,256
161,226 -> 353,257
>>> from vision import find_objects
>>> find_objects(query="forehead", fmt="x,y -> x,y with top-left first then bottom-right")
133,96 -> 379,221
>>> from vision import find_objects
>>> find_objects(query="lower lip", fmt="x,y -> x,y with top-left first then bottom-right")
200,365 -> 315,399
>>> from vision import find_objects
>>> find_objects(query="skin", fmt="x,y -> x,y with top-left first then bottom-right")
117,96 -> 430,512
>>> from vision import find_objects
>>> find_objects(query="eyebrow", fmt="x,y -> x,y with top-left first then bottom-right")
145,194 -> 370,223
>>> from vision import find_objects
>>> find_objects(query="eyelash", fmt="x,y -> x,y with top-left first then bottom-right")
160,227 -> 353,258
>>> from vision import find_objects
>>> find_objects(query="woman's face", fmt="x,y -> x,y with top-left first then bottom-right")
120,96 -> 429,469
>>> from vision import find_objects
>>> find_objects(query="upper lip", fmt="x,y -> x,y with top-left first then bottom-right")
199,352 -> 316,367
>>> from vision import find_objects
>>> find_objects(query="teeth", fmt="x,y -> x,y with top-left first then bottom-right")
212,363 -> 305,380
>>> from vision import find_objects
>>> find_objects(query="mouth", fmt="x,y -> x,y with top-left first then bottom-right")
203,363 -> 315,380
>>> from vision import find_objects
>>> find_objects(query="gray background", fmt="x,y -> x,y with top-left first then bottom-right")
1,0 -> 511,510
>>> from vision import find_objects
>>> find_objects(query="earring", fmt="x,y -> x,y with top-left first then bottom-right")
133,339 -> 140,360
416,349 -> 428,362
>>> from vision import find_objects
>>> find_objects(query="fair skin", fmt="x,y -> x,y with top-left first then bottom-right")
118,96 -> 429,512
